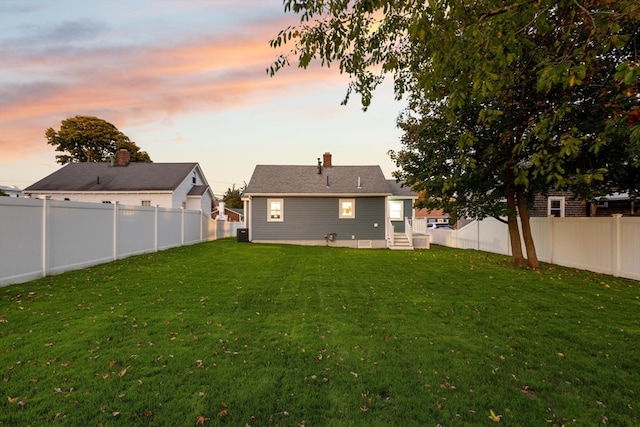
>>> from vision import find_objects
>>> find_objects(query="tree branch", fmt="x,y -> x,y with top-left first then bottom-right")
480,0 -> 538,20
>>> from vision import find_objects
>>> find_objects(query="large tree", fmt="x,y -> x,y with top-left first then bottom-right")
269,0 -> 639,268
46,116 -> 152,164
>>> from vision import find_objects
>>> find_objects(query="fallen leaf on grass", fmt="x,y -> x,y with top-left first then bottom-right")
118,366 -> 130,378
489,409 -> 502,422
7,396 -> 19,403
196,415 -> 209,425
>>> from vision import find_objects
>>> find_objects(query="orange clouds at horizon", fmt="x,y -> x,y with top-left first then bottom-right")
0,14 -> 348,164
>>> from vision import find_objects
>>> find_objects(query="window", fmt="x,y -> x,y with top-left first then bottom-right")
339,199 -> 355,219
389,200 -> 404,221
102,201 -> 112,204
267,199 -> 284,222
141,200 -> 151,206
548,197 -> 565,217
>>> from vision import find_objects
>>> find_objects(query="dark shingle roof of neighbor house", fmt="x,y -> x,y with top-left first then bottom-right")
24,162 -> 199,192
243,165 -> 393,196
187,185 -> 209,196
387,179 -> 418,197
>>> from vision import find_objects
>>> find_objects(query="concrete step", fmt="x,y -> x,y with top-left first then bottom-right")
389,233 -> 413,250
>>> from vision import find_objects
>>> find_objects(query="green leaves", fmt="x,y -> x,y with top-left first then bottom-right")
269,0 -> 639,266
45,116 -> 151,165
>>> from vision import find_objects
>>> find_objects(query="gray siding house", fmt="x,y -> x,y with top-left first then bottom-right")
242,153 -> 417,249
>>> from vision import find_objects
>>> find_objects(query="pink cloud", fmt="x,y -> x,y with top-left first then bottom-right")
0,14 -> 347,163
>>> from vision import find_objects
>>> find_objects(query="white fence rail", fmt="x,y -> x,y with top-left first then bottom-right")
415,216 -> 640,281
0,198 -> 243,286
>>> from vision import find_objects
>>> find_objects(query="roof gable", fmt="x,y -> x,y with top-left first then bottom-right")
25,163 -> 199,192
243,165 -> 391,196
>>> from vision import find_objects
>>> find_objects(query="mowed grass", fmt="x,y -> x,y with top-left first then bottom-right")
1,239 -> 638,426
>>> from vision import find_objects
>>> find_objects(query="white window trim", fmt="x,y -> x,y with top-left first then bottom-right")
339,199 -> 355,219
389,200 -> 404,221
267,198 -> 284,222
548,196 -> 565,217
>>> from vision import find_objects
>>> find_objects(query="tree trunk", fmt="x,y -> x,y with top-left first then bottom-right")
516,186 -> 539,269
506,188 -> 526,267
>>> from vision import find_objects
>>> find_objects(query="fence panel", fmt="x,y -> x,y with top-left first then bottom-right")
529,218 -> 550,262
0,198 -> 43,284
184,210 -> 203,244
1,198 -> 243,287
157,208 -> 183,250
550,217 -> 615,275
117,205 -> 156,258
451,216 -> 639,280
47,201 -> 114,275
619,217 -> 640,280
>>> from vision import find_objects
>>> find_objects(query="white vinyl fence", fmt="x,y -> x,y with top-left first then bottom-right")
418,215 -> 640,281
0,198 -> 243,286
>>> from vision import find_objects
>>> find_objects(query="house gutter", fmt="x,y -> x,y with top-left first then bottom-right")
26,190 -> 174,196
242,192 -> 393,197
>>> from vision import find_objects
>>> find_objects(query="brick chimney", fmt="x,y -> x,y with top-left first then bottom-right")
323,152 -> 332,168
115,148 -> 131,166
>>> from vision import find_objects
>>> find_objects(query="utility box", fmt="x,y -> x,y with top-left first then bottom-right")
236,228 -> 249,242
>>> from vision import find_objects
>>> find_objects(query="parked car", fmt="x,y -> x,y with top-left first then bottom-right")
427,223 -> 454,230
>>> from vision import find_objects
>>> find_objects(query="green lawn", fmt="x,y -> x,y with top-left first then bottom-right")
1,239 -> 638,426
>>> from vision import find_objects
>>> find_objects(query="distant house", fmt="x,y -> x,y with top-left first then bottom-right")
0,185 -> 23,198
24,149 -> 214,214
242,152 -> 418,249
529,190 -> 639,218
415,207 -> 451,226
212,202 -> 244,222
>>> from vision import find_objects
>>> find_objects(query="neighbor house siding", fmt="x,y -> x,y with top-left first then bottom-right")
251,196 -> 386,241
531,191 -> 587,217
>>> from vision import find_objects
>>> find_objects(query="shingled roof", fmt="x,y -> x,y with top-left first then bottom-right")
387,179 -> 418,197
243,165 -> 392,196
25,162 -> 199,192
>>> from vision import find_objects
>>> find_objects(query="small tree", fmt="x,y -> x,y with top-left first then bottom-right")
222,184 -> 245,209
46,116 -> 152,164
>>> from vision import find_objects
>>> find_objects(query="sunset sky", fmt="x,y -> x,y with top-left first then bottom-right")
0,0 -> 406,197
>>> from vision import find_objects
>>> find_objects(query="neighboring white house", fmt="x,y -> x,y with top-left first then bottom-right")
23,149 -> 214,214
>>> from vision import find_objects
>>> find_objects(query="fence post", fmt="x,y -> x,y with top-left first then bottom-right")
41,197 -> 49,278
154,205 -> 158,252
548,215 -> 555,265
181,207 -> 185,245
113,203 -> 118,261
613,214 -> 622,277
